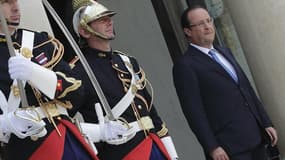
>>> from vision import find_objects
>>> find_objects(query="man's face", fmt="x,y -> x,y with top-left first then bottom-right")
89,16 -> 115,40
184,8 -> 215,48
0,0 -> 20,30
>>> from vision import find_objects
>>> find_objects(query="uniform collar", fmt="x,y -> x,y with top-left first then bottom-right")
190,43 -> 214,56
84,46 -> 113,59
0,29 -> 18,44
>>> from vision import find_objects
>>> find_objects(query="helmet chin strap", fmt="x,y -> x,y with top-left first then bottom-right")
0,19 -> 19,28
81,21 -> 114,40
85,24 -> 114,40
6,21 -> 19,27
91,31 -> 114,41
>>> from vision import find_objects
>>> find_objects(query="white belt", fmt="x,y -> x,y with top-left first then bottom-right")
33,104 -> 69,119
0,90 -> 8,114
129,116 -> 154,133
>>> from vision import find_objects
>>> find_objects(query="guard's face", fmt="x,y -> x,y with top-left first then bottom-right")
184,8 -> 215,48
89,15 -> 115,40
0,0 -> 20,30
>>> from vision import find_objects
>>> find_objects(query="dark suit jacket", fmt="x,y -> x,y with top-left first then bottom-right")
173,45 -> 272,156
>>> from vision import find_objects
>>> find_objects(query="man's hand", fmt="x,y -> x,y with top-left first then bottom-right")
8,56 -> 33,81
0,108 -> 47,139
95,103 -> 136,145
210,147 -> 229,160
265,127 -> 278,146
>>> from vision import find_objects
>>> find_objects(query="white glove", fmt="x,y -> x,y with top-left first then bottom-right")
0,108 -> 47,139
80,103 -> 136,145
161,136 -> 178,159
8,55 -> 33,81
96,103 -> 136,145
8,55 -> 57,99
99,119 -> 136,145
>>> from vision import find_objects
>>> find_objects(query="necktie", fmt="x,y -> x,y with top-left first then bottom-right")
208,49 -> 238,83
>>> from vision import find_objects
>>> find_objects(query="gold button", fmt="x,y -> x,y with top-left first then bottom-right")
131,85 -> 138,94
21,47 -> 33,58
138,105 -> 142,109
0,38 -> 6,42
120,74 -> 124,77
114,64 -> 118,67
11,85 -> 20,97
30,135 -> 39,141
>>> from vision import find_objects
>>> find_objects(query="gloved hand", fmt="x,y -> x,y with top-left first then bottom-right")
95,103 -> 136,145
98,119 -> 136,145
161,136 -> 179,160
0,108 -> 47,139
80,103 -> 136,145
8,55 -> 33,81
8,55 -> 57,99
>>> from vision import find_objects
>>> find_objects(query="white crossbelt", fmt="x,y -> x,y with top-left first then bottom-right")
8,30 -> 35,112
0,90 -> 8,114
107,55 -> 137,119
129,116 -> 154,133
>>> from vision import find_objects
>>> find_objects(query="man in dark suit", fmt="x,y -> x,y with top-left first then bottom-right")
173,5 -> 278,160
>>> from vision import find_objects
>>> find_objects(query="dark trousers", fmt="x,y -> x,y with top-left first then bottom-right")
206,144 -> 267,160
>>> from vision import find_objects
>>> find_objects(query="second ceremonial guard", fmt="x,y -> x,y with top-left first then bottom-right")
71,0 -> 178,159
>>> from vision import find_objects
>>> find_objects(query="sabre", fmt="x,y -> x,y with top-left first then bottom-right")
0,4 -> 29,108
42,0 -> 115,121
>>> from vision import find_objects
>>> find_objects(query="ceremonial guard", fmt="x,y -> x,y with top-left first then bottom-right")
71,0 -> 178,159
0,0 -> 98,159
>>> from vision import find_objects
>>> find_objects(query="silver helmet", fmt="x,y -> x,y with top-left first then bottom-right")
72,0 -> 116,39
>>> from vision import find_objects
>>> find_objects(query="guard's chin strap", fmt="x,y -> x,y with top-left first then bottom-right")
6,21 -> 19,27
87,25 -> 114,40
81,22 -> 114,40
0,18 -> 19,27
91,31 -> 114,41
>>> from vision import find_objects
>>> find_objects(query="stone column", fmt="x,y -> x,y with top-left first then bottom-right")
225,0 -> 285,156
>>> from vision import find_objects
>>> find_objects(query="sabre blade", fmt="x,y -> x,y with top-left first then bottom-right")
0,5 -> 29,108
42,0 -> 115,120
